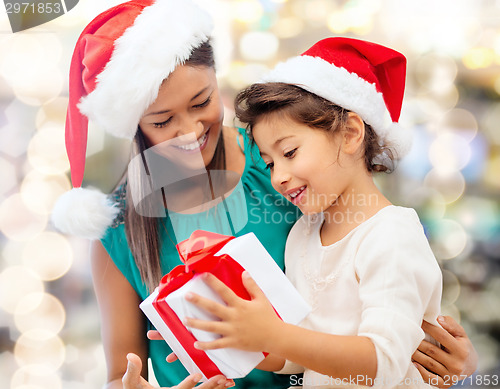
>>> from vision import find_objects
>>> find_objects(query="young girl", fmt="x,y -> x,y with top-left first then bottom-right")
183,38 -> 446,388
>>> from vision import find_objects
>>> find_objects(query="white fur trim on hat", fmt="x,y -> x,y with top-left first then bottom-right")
51,187 -> 120,240
78,0 -> 214,140
260,55 -> 400,151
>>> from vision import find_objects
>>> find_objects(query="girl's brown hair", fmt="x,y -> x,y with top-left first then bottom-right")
234,82 -> 393,173
124,40 -> 223,292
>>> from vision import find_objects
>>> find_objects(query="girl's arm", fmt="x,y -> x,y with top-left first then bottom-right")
91,241 -> 230,389
185,272 -> 377,385
413,317 -> 478,388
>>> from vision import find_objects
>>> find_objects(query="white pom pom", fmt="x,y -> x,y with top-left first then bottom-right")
51,187 -> 120,240
383,122 -> 413,159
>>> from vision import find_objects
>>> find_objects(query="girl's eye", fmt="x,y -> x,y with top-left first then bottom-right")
265,161 -> 274,170
153,117 -> 172,128
284,148 -> 297,158
193,96 -> 211,109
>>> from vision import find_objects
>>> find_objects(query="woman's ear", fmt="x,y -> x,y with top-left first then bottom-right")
342,112 -> 365,155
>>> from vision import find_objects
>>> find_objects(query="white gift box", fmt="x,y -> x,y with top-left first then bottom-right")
140,232 -> 311,380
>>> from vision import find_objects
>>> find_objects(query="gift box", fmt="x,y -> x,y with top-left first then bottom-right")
140,230 -> 311,381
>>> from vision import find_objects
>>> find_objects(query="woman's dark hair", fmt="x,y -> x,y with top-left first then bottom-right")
234,82 -> 394,173
124,40 -> 222,292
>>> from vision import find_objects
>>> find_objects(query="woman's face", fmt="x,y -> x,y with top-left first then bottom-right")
138,65 -> 224,168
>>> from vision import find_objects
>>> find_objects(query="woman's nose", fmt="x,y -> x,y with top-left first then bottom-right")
175,115 -> 203,138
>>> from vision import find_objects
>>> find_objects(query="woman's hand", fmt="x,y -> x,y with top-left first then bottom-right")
184,272 -> 283,352
122,353 -> 232,389
412,316 -> 478,388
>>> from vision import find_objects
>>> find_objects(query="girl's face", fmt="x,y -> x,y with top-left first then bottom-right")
139,65 -> 224,168
253,114 -> 352,215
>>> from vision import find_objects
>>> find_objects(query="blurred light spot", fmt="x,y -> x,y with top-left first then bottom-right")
424,169 -> 465,204
440,304 -> 460,323
0,99 -> 37,158
27,123 -> 69,175
482,103 -> 500,145
407,187 -> 446,221
398,125 -> 432,179
0,156 -> 17,199
14,330 -> 65,371
272,16 -> 304,38
462,47 -> 494,69
448,197 -> 499,241
240,31 -> 279,61
227,62 -> 269,90
429,219 -> 468,260
484,152 -> 500,189
0,266 -> 44,314
14,293 -> 66,335
437,109 -> 478,141
0,194 -> 47,241
11,365 -> 62,389
442,270 -> 461,305
415,54 -> 457,93
22,232 -> 73,281
231,0 -> 263,23
35,97 -> 68,129
327,7 -> 373,34
0,33 -> 63,106
429,132 -> 471,172
20,170 -> 70,216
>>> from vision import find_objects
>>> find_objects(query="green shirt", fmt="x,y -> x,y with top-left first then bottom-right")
101,129 -> 300,388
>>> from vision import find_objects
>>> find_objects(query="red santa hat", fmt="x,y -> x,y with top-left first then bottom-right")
51,0 -> 213,240
260,37 -> 411,159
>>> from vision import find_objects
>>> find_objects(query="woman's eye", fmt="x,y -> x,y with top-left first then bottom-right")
265,161 -> 274,170
284,148 -> 297,158
153,118 -> 172,128
193,96 -> 211,109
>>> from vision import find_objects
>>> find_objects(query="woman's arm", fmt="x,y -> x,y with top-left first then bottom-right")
413,316 -> 478,388
91,240 -> 148,388
184,272 -> 377,385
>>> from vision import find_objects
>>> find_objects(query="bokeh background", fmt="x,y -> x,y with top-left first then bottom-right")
1,0 -> 499,388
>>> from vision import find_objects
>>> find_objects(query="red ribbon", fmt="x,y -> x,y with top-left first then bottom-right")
152,231 -> 252,379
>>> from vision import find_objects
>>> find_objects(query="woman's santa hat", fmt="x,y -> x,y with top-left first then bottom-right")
51,0 -> 213,240
260,37 -> 411,159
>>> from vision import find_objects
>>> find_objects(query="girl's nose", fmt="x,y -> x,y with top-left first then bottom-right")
271,165 -> 290,188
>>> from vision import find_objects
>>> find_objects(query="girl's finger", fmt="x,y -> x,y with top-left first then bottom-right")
193,337 -> 232,351
241,271 -> 266,300
185,292 -> 230,320
202,273 -> 240,305
184,317 -> 229,335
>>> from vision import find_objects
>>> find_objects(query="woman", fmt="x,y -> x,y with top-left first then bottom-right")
52,1 -> 477,388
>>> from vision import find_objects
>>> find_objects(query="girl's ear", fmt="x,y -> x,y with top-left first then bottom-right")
342,112 -> 365,155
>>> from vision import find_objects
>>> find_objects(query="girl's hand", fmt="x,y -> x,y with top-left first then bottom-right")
146,331 -> 179,363
412,316 -> 478,388
122,353 -> 232,389
184,272 -> 283,352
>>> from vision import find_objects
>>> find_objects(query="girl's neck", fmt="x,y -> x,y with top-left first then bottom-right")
320,175 -> 391,246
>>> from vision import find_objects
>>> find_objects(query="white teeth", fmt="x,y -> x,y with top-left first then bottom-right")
175,132 -> 207,151
289,186 -> 306,199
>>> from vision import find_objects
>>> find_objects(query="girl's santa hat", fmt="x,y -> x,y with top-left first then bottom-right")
51,0 -> 213,240
260,37 -> 411,159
